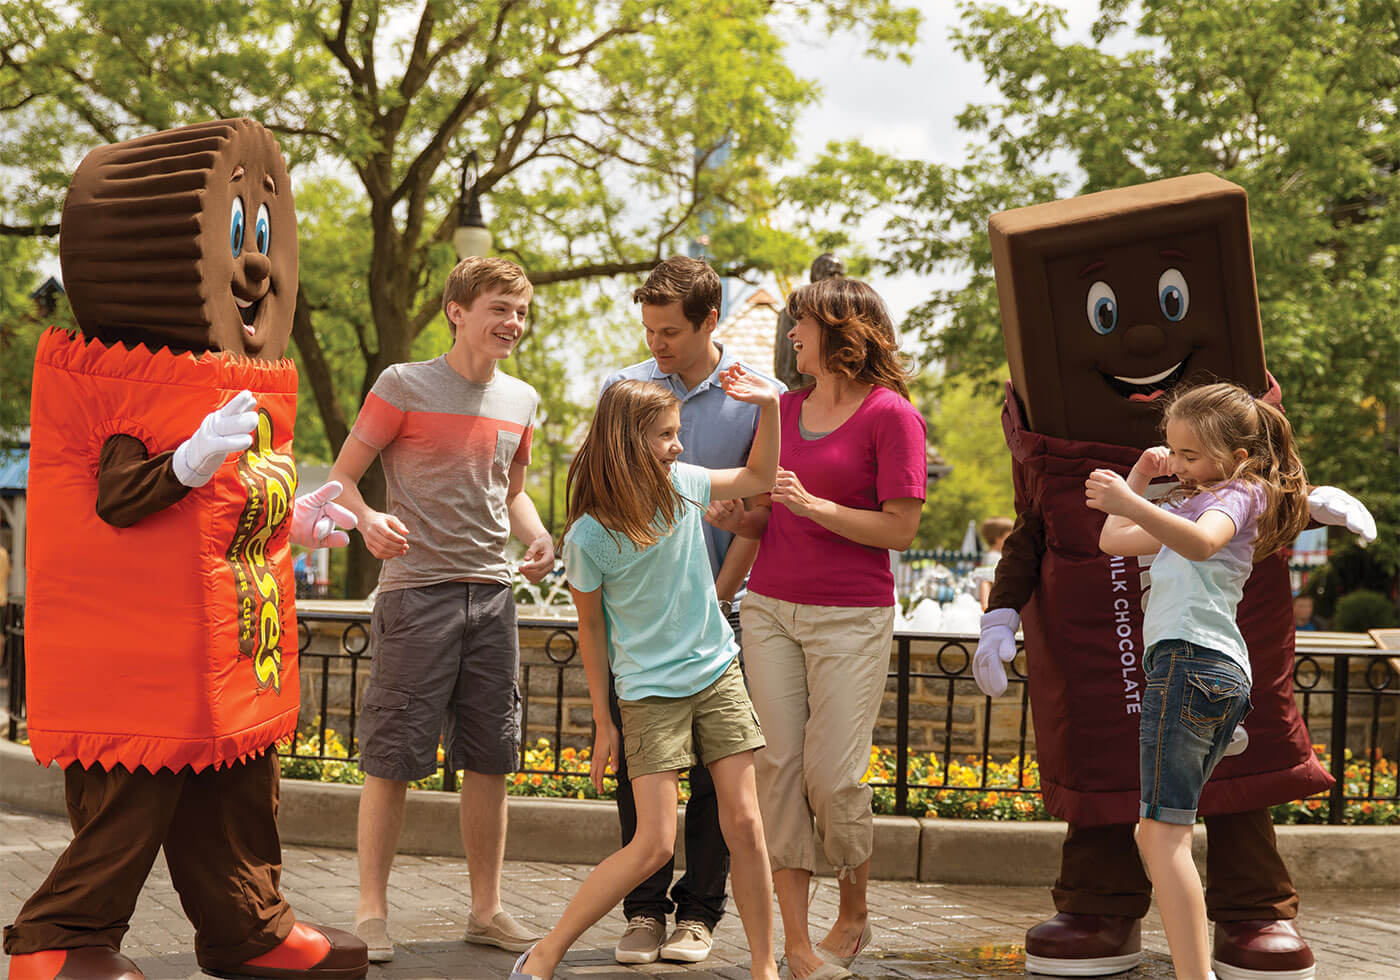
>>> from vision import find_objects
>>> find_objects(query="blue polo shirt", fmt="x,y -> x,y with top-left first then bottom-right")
601,344 -> 785,598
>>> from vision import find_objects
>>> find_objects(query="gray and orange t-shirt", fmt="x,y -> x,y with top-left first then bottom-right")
351,356 -> 537,591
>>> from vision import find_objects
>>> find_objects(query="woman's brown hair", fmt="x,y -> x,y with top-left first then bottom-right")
1163,382 -> 1311,559
785,277 -> 911,399
564,380 -> 690,551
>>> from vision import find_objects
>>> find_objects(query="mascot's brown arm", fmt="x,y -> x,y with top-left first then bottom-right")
95,434 -> 192,528
985,510 -> 1045,612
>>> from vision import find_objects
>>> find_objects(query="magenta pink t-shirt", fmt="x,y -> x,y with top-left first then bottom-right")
748,385 -> 927,607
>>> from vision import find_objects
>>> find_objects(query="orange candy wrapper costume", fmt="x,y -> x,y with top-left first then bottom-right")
25,327 -> 300,773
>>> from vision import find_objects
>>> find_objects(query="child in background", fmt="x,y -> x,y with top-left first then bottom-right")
974,516 -> 1013,611
1085,382 -> 1310,980
512,372 -> 780,980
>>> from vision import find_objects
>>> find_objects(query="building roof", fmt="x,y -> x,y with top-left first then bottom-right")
715,287 -> 781,376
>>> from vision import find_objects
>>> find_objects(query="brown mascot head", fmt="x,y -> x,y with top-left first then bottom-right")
59,118 -> 298,361
989,173 -> 1268,449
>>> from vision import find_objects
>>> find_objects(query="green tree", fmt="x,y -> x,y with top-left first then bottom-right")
0,0 -> 919,594
913,373 -> 1014,550
792,0 -> 1400,575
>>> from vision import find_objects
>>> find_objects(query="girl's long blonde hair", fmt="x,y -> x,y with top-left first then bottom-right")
564,379 -> 688,550
1163,382 -> 1310,559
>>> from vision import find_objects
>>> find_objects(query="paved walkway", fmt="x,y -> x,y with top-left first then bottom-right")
2,807 -> 1397,979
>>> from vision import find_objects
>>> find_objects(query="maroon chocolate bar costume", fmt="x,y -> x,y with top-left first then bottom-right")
986,174 -> 1328,978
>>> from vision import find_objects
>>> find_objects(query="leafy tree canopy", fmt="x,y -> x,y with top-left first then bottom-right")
789,0 -> 1400,574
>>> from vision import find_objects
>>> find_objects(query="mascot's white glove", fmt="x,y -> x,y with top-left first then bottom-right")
973,608 -> 1020,697
290,481 -> 358,548
173,390 -> 259,488
1308,486 -> 1377,544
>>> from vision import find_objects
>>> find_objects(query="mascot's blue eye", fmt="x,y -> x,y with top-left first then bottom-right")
1158,268 -> 1190,322
1085,281 -> 1118,335
230,197 -> 245,257
254,203 -> 270,254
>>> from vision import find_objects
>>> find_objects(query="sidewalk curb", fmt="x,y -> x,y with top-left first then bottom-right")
4,739 -> 1395,889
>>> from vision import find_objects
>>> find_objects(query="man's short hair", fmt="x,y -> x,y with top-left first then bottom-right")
442,256 -> 533,318
632,256 -> 721,330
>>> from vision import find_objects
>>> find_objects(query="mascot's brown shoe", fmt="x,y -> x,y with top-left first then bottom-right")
1212,919 -> 1315,980
202,923 -> 368,980
8,947 -> 143,980
1023,913 -> 1142,976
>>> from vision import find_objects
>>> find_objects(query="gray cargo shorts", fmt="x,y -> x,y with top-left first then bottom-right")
357,581 -> 522,781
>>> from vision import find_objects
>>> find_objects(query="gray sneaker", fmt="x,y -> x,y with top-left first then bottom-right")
354,917 -> 394,963
660,920 -> 713,963
614,915 -> 666,964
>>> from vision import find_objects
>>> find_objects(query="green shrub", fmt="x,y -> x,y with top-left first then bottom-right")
1332,589 -> 1399,632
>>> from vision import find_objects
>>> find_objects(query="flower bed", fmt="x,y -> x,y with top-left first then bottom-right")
278,728 -> 1399,825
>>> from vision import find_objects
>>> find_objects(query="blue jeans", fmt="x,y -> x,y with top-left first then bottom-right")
1139,640 -> 1252,825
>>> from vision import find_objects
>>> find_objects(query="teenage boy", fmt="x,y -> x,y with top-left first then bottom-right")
599,256 -> 784,964
328,256 -> 554,962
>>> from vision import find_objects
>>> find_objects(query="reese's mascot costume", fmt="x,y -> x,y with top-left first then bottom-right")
4,119 -> 366,980
973,175 -> 1370,980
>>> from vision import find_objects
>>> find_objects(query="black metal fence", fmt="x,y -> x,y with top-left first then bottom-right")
4,603 -> 1397,822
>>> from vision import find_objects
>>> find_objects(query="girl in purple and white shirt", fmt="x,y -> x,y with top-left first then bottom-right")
1085,382 -> 1311,980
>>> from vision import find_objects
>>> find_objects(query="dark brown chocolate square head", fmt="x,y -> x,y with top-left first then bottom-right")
59,118 -> 298,360
989,173 -> 1267,448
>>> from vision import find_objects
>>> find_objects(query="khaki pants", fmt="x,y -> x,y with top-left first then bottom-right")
741,591 -> 894,876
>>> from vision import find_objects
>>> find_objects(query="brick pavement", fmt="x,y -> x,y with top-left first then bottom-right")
2,807 -> 1397,979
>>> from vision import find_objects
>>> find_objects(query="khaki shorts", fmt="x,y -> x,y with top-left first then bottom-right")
616,659 -> 765,778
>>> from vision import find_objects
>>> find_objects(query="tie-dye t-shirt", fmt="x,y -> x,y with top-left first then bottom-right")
351,356 -> 537,590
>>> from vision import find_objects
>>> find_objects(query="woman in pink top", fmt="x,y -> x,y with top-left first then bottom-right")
739,278 -> 926,980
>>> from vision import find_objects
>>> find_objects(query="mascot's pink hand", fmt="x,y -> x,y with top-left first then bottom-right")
290,480 -> 358,548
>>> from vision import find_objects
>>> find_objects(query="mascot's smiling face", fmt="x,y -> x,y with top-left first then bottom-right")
60,118 -> 298,360
989,174 -> 1268,448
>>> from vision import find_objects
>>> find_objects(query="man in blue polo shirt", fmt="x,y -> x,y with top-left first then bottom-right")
599,255 -> 784,965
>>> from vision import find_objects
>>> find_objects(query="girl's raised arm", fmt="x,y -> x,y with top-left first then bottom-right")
708,364 -> 779,501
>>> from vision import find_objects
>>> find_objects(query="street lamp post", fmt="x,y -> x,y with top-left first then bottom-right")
453,150 -> 492,259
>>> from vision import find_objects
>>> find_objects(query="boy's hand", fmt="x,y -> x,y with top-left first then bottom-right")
719,363 -> 778,406
361,511 -> 410,559
290,480 -> 358,548
704,499 -> 744,534
518,531 -> 555,582
590,720 -> 620,794
771,467 -> 820,518
1085,468 -> 1138,516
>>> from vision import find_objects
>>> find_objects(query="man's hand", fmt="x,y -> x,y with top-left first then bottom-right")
518,531 -> 555,583
290,481 -> 358,548
770,467 -> 822,519
360,511 -> 410,560
1085,468 -> 1140,517
173,390 -> 259,488
590,719 -> 620,794
973,608 -> 1020,697
705,499 -> 744,534
1308,486 -> 1377,544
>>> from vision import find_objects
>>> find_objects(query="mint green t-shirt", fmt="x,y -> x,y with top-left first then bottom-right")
561,461 -> 738,701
